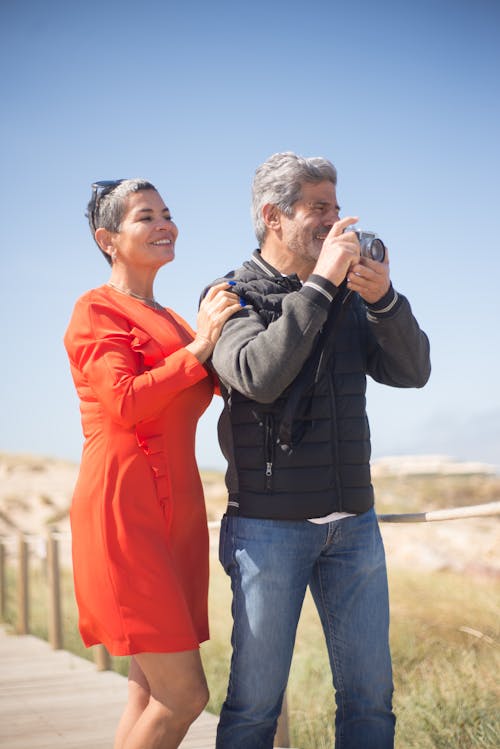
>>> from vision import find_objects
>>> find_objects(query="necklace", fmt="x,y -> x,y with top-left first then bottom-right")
107,281 -> 163,311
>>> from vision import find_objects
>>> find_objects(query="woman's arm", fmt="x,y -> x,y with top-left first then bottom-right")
65,298 -> 209,428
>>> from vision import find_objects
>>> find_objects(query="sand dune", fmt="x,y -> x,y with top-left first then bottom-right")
1,451 -> 498,576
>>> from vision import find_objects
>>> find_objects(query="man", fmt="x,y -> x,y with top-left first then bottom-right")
207,152 -> 431,749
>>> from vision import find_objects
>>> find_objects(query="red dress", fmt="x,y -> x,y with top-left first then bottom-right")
64,284 -> 214,655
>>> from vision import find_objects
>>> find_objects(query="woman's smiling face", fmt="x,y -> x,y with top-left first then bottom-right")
110,189 -> 179,270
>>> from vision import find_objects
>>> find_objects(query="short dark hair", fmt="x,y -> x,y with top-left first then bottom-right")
87,178 -> 157,265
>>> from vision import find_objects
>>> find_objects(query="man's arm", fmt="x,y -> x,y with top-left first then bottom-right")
211,216 -> 362,402
211,277 -> 337,403
341,236 -> 430,388
364,285 -> 431,388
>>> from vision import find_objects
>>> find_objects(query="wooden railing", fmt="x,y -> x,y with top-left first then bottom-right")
378,501 -> 500,523
0,526 -> 288,742
0,528 -> 111,670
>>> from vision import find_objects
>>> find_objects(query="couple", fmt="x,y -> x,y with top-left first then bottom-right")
64,151 -> 430,749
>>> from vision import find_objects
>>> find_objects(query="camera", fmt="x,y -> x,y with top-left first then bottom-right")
344,226 -> 386,263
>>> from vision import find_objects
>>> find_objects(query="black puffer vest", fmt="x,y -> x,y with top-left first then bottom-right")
217,261 -> 375,520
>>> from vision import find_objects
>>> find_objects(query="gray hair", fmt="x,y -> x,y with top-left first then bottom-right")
87,178 -> 157,265
251,152 -> 337,246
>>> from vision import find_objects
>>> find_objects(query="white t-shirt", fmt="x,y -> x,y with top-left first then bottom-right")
308,511 -> 354,524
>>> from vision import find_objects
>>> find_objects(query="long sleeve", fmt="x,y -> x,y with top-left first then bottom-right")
364,287 -> 431,388
64,295 -> 209,428
211,279 -> 336,403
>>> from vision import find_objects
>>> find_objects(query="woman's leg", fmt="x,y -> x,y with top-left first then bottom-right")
114,657 -> 151,749
117,649 -> 209,749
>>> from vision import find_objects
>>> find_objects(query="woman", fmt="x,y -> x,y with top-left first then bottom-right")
64,178 -> 241,749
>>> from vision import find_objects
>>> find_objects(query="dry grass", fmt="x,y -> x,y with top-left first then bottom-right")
373,472 -> 500,514
202,561 -> 500,749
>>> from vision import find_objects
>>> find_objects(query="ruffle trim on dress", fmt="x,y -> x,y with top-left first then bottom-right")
130,326 -> 166,368
135,429 -> 170,509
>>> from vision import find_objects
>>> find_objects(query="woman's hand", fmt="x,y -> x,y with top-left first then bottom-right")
186,282 -> 242,363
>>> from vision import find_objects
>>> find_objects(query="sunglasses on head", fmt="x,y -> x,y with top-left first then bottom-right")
89,179 -> 126,233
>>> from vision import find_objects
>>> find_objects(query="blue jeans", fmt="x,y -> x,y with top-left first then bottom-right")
216,508 -> 395,749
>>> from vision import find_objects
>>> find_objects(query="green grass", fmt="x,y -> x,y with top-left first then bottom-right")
2,558 -> 499,748
388,569 -> 499,749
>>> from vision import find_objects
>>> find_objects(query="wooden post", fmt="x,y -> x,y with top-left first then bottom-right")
94,644 -> 111,671
17,532 -> 29,634
275,691 -> 290,747
47,529 -> 63,649
0,540 -> 6,620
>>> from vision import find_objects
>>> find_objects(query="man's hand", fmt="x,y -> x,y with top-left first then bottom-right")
346,248 -> 391,304
312,216 -> 361,287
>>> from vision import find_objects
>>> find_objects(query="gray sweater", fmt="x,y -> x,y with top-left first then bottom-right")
209,250 -> 431,520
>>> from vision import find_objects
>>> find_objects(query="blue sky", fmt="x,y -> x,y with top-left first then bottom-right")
1,0 -> 499,471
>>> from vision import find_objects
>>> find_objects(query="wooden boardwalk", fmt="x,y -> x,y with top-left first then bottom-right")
0,627 -> 218,748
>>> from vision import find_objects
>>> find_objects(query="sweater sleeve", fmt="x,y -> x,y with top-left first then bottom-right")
64,297 -> 209,428
211,278 -> 337,403
364,287 -> 431,388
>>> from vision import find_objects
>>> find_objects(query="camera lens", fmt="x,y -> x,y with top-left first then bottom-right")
346,228 -> 386,263
370,238 -> 385,263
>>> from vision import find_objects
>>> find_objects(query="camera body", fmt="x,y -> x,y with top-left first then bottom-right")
345,226 -> 386,262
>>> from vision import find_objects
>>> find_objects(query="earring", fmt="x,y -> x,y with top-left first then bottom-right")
111,249 -> 117,263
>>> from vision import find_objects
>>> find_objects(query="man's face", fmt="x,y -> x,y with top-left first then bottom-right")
280,180 -> 340,265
